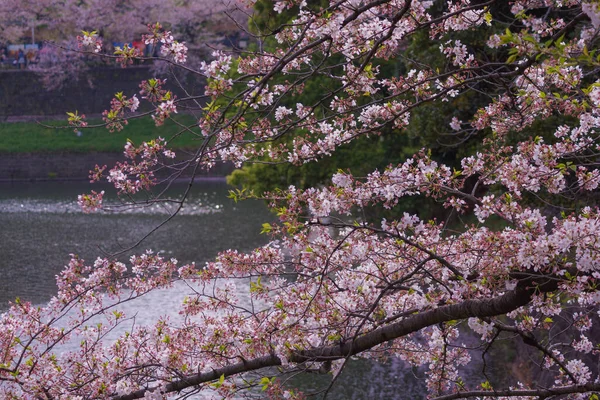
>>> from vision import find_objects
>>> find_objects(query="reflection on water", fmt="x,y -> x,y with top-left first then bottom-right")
285,357 -> 426,399
0,180 -> 427,399
0,197 -> 221,215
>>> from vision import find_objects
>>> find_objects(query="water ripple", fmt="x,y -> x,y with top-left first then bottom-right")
0,199 -> 222,215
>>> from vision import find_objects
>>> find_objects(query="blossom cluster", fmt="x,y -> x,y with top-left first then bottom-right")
76,30 -> 102,53
102,92 -> 140,132
139,78 -> 168,102
5,1 -> 600,399
143,22 -> 187,64
77,190 -> 104,213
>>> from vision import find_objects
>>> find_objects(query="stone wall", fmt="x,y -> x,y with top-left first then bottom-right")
0,66 -> 205,118
0,66 -> 220,181
0,152 -> 233,181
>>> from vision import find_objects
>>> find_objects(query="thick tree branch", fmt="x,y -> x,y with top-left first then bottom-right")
113,287 -> 533,399
114,354 -> 281,400
290,286 -> 532,362
433,383 -> 600,400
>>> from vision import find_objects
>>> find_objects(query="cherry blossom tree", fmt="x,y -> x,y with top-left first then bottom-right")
0,0 -> 247,88
0,0 -> 243,43
3,0 -> 600,399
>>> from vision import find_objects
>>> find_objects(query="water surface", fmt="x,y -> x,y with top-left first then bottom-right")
0,179 -> 427,399
0,180 -> 274,306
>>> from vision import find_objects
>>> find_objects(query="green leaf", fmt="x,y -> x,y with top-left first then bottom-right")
484,11 -> 492,26
260,376 -> 276,391
275,299 -> 284,310
211,374 -> 225,389
261,223 -> 272,234
250,276 -> 263,293
260,376 -> 270,390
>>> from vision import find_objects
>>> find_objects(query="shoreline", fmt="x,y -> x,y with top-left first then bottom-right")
2,114 -> 103,123
0,151 -> 233,182
0,176 -> 228,183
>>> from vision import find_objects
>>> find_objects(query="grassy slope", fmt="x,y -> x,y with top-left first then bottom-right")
0,115 -> 200,153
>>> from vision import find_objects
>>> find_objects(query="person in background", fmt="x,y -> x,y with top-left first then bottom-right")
17,49 -> 26,70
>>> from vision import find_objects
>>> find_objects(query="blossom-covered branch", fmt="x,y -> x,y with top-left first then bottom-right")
3,0 -> 600,399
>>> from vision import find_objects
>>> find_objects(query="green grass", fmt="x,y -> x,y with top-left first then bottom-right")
0,115 -> 201,153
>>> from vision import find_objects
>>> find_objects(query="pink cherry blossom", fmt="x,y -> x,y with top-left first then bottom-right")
4,1 -> 600,399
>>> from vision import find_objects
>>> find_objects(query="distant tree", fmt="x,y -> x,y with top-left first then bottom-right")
0,0 -> 244,43
3,1 -> 600,399
0,0 -> 247,88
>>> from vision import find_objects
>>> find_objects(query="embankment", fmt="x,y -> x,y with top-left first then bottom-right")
0,152 -> 233,181
0,66 -> 204,119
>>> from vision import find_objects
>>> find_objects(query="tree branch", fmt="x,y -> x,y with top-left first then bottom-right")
113,286 -> 533,399
433,383 -> 600,400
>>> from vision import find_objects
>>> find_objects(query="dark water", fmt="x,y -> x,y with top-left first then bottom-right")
0,180 -> 427,399
0,180 -> 275,306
